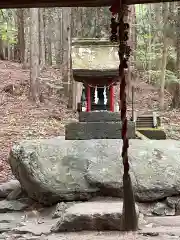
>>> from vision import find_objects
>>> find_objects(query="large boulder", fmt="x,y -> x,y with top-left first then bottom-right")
9,138 -> 180,204
8,137 -> 99,205
87,139 -> 180,202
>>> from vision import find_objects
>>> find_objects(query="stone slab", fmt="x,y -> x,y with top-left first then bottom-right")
145,215 -> 180,227
13,219 -> 57,236
65,122 -> 135,140
138,129 -> 166,140
51,200 -> 139,232
0,200 -> 28,213
79,112 -> 121,122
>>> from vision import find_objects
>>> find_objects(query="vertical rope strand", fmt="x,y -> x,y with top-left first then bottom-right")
118,5 -> 130,174
109,2 -> 131,173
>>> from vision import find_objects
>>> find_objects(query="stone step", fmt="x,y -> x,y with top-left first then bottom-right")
137,129 -> 166,140
136,123 -> 154,128
79,112 -> 121,122
65,121 -> 135,140
51,200 -> 139,232
91,104 -> 109,111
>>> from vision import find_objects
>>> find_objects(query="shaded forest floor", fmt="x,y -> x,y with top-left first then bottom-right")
0,60 -> 179,183
0,60 -> 77,183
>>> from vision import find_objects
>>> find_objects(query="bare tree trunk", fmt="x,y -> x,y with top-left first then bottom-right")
0,38 -> 5,60
17,9 -> 25,63
39,8 -> 46,69
62,7 -> 72,96
29,8 -> 40,102
176,2 -> 180,79
159,2 -> 169,110
23,9 -> 30,69
44,9 -> 52,65
160,38 -> 168,109
54,8 -> 63,68
171,2 -> 180,108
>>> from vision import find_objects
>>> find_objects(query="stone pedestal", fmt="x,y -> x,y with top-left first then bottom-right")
65,121 -> 135,140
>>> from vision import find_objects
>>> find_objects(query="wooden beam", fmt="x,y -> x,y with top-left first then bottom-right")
0,0 -> 177,8
0,0 -> 110,8
125,0 -> 173,5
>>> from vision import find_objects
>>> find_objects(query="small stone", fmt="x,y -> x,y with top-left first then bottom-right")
7,185 -> 23,200
52,201 -> 82,219
166,196 -> 179,209
0,200 -> 28,213
52,202 -> 71,219
152,202 -> 165,216
165,207 -> 175,216
152,202 -> 175,216
140,232 -> 159,237
175,200 -> 180,215
0,180 -> 20,198
137,202 -> 154,216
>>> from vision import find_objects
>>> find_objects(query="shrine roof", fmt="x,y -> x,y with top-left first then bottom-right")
72,38 -> 119,72
0,0 -> 174,8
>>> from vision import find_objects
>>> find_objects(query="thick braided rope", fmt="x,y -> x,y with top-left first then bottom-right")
109,2 -> 130,174
119,6 -> 130,174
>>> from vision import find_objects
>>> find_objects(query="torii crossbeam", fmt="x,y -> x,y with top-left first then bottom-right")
0,0 -> 176,8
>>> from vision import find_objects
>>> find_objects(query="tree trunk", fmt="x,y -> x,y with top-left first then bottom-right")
171,2 -> 180,108
23,9 -> 30,69
39,8 -> 46,69
17,9 -> 25,63
29,8 -> 40,102
159,38 -> 168,109
0,38 -> 5,60
62,7 -> 72,97
159,2 -> 169,110
45,9 -> 52,65
54,8 -> 63,68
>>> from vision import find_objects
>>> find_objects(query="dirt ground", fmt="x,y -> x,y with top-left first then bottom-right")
0,60 -> 179,183
3,232 -> 176,240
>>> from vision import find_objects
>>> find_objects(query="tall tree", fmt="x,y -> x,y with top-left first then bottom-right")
159,2 -> 169,109
17,9 -> 25,63
62,7 -> 72,96
29,8 -> 40,102
39,8 -> 45,69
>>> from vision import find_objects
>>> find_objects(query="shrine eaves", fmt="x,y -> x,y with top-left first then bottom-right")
0,0 -> 175,8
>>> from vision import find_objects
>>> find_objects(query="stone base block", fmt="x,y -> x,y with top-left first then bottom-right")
65,121 -> 135,140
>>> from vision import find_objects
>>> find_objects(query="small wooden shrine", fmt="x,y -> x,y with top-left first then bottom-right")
72,38 -> 120,112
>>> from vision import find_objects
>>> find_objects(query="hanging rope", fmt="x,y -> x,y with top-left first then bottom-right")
110,3 -> 131,174
110,2 -> 138,231
119,6 -> 131,174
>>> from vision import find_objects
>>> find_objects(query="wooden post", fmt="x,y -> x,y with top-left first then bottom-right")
87,84 -> 91,112
110,84 -> 114,112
